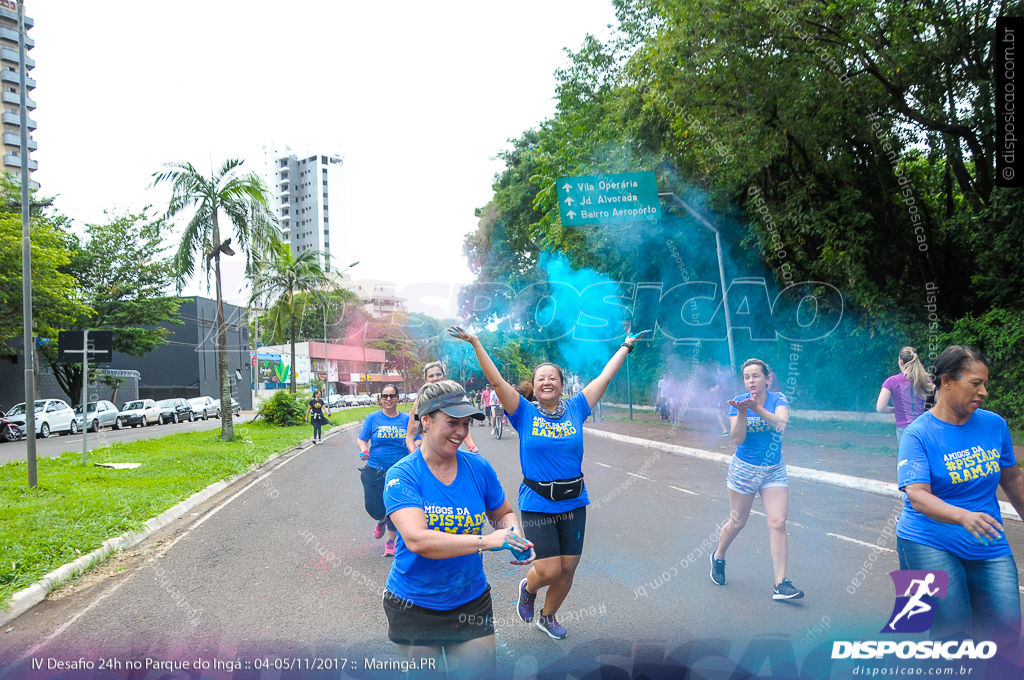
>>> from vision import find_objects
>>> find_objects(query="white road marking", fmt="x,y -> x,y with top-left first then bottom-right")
669,486 -> 699,496
627,472 -> 650,480
751,510 -> 766,517
826,533 -> 896,554
593,462 -> 613,468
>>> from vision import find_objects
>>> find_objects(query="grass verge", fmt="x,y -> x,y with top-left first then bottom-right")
0,407 -> 380,607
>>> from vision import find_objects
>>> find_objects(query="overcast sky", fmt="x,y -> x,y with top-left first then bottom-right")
28,1 -> 619,314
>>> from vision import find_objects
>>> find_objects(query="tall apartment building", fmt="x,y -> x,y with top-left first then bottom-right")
262,143 -> 346,272
0,0 -> 35,184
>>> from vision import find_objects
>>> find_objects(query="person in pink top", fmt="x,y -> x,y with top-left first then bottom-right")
876,346 -> 934,443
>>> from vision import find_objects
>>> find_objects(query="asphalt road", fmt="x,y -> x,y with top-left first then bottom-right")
2,421 -> 1022,678
0,414 -> 257,465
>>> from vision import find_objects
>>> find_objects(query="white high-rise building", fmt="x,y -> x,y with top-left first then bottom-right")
262,142 -> 346,272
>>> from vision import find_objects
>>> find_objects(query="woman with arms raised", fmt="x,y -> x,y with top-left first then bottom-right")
450,325 -> 649,640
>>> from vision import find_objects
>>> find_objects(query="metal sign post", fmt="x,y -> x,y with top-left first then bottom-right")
58,330 -> 113,464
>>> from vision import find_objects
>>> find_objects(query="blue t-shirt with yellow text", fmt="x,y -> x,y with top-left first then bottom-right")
728,391 -> 789,466
383,449 -> 505,610
359,410 -> 411,470
507,392 -> 591,514
897,409 -> 1016,560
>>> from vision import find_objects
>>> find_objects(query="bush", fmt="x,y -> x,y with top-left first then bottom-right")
937,308 -> 1024,428
258,391 -> 308,427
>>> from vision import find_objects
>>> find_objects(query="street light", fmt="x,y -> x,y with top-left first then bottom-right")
658,193 -> 737,374
323,260 -> 360,397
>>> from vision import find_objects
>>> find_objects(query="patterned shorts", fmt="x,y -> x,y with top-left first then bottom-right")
726,456 -> 788,495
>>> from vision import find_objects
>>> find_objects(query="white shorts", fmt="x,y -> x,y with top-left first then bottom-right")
726,457 -> 788,495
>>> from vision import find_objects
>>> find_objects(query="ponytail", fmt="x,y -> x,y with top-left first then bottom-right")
899,346 -> 934,400
516,380 -> 535,401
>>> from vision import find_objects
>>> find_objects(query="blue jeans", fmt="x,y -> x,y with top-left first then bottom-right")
897,536 -> 1021,644
360,465 -> 396,532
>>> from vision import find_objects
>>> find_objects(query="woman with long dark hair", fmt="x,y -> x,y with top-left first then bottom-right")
897,345 -> 1024,644
450,324 -> 649,640
357,383 -> 408,556
382,379 -> 533,679
710,358 -> 803,601
877,346 -> 934,443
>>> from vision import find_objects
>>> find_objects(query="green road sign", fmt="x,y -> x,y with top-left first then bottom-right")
556,171 -> 661,226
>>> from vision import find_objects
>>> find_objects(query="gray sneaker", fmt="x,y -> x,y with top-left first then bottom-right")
710,552 -> 726,586
773,578 -> 804,600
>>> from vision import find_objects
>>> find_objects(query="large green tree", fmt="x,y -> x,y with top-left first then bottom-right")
249,243 -> 330,394
153,159 -> 277,440
39,211 -> 183,405
461,0 -> 1024,419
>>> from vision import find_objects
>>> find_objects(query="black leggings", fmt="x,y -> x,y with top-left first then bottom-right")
312,414 -> 323,439
360,465 -> 396,532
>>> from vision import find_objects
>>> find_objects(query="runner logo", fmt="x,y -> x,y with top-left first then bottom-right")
882,569 -> 948,633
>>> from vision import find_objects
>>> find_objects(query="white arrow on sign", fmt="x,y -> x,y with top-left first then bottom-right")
564,197 -> 575,206
566,210 -> 576,219
561,183 -> 572,192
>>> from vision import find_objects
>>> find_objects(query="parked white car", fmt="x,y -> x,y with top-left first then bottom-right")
120,399 -> 161,427
74,400 -> 123,432
342,394 -> 358,407
356,394 -> 372,406
187,396 -> 220,420
7,399 -> 78,438
327,394 -> 343,407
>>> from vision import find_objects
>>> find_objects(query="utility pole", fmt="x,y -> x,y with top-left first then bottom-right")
18,0 -> 35,487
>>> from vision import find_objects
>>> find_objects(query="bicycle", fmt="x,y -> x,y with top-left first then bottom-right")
492,406 -> 504,439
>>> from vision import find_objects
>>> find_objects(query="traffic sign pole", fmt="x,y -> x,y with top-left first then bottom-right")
81,329 -> 88,463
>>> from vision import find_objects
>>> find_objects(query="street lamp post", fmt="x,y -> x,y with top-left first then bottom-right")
324,261 -> 359,397
658,192 -> 737,375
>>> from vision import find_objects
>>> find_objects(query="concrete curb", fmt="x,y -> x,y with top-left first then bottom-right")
582,427 -> 1022,522
0,420 -> 360,628
600,404 -> 896,423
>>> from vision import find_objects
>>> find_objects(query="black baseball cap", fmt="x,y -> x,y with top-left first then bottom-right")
417,391 -> 485,421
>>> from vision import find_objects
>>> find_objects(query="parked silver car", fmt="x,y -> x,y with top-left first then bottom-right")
187,396 -> 220,420
74,400 -> 123,432
342,394 -> 358,407
7,399 -> 77,438
121,399 -> 161,427
356,393 -> 372,406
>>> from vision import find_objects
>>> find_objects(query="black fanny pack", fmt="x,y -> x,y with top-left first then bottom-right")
523,476 -> 585,502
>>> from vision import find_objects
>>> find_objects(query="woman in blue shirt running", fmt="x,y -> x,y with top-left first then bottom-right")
383,379 -> 534,679
357,383 -> 410,556
450,324 -> 649,641
897,345 -> 1024,644
710,358 -> 804,601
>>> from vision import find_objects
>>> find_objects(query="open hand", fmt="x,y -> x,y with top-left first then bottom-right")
625,329 -> 653,346
728,397 -> 757,411
447,325 -> 476,344
961,511 -> 1003,543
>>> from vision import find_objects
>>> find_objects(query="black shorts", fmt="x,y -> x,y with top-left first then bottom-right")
382,585 -> 494,646
520,507 -> 587,559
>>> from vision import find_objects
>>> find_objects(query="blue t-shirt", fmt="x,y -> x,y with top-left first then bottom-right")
897,409 -> 1016,560
358,410 -> 411,470
383,449 -> 505,610
506,392 -> 592,514
728,391 -> 789,466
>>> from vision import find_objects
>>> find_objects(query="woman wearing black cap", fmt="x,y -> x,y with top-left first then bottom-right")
382,379 -> 534,679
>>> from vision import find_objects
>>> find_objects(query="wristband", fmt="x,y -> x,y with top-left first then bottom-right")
621,343 -> 634,354
478,535 -> 483,554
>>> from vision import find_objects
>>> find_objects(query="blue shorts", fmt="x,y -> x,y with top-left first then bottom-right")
727,457 -> 788,495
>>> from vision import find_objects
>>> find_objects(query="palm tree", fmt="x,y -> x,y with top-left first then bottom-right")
249,242 -> 331,394
152,159 -> 277,441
